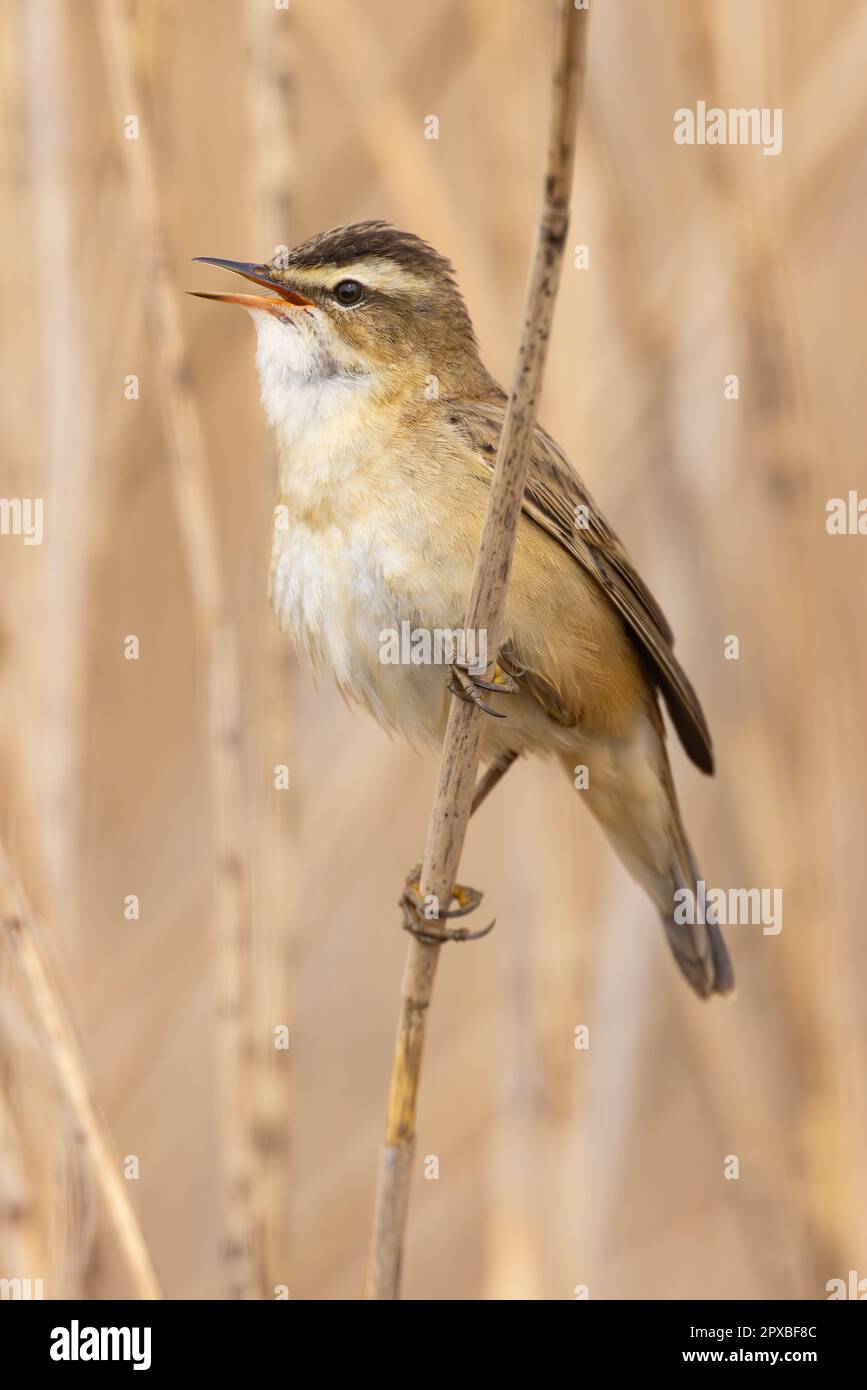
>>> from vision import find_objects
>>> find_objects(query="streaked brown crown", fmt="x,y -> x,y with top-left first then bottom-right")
283,220 -> 457,281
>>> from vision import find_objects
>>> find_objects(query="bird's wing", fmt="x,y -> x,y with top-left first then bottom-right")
448,399 -> 714,774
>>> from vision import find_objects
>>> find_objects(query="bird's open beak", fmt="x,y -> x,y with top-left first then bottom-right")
188,257 -> 314,313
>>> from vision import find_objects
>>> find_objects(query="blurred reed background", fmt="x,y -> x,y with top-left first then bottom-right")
1,0 -> 865,1300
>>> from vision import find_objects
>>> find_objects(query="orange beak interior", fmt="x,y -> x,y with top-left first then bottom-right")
189,257 -> 314,313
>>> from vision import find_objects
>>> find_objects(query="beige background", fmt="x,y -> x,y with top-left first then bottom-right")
1,0 -> 865,1300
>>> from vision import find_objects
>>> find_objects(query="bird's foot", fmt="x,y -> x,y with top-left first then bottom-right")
399,863 -> 495,944
446,660 -> 518,719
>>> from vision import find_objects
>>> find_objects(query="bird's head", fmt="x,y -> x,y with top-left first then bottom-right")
191,221 -> 495,410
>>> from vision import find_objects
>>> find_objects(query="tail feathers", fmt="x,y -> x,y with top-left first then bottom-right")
592,814 -> 735,999
661,882 -> 734,998
665,827 -> 734,999
558,720 -> 733,999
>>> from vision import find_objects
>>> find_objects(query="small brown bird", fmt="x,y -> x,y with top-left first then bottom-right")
192,221 -> 733,998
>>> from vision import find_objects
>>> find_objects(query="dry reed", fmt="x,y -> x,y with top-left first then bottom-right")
97,0 -> 258,1299
364,0 -> 590,1299
0,839 -> 160,1299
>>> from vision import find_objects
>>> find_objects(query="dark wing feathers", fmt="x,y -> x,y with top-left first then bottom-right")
449,401 -> 714,775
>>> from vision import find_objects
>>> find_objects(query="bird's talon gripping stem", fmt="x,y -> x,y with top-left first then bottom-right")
399,864 -> 495,944
446,661 -> 518,719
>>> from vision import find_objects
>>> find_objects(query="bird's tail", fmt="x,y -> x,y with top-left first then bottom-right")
662,807 -> 734,998
561,721 -> 734,999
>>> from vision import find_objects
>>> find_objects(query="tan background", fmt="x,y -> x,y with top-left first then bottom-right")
1,0 -> 865,1300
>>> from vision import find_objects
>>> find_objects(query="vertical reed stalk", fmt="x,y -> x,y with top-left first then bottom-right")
245,0 -> 299,1296
97,0 -> 258,1298
364,0 -> 590,1300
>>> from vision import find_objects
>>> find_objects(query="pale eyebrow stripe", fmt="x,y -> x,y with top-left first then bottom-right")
287,259 -> 428,295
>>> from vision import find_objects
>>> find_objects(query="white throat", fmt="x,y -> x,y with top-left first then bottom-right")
251,307 -> 376,462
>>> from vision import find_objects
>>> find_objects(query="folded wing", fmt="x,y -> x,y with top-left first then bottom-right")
449,400 -> 714,774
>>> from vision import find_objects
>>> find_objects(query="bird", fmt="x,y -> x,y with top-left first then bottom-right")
191,220 -> 733,998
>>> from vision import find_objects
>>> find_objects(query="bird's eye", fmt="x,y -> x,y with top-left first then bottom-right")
332,279 -> 365,307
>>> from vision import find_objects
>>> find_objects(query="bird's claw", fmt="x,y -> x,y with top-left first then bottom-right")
446,661 -> 518,719
399,864 -> 495,945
